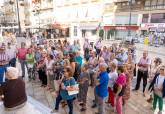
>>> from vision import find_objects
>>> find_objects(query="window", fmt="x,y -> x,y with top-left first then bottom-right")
145,0 -> 150,6
142,14 -> 149,23
151,0 -> 157,6
74,26 -> 77,36
157,0 -> 164,5
122,3 -> 126,6
137,1 -> 141,5
151,13 -> 165,23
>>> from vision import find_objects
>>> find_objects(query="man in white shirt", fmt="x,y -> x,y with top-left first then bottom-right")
133,51 -> 151,96
6,43 -> 16,67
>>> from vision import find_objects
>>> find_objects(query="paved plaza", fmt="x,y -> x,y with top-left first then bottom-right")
21,40 -> 165,114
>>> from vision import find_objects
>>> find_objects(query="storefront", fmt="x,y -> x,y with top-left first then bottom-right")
141,23 -> 165,33
104,25 -> 139,40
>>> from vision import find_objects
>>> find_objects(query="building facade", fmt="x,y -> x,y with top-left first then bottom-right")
102,0 -> 165,40
0,0 -> 31,32
54,0 -> 103,40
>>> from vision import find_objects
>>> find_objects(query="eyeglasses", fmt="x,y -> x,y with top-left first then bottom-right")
160,68 -> 164,71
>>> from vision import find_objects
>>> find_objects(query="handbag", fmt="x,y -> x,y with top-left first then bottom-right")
154,88 -> 162,97
67,78 -> 79,96
68,84 -> 79,96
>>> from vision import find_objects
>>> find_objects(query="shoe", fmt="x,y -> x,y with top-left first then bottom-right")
79,103 -> 84,106
51,109 -> 58,113
143,93 -> 146,97
91,104 -> 97,108
61,102 -> 67,108
132,89 -> 137,91
147,97 -> 153,103
158,111 -> 162,114
80,108 -> 86,112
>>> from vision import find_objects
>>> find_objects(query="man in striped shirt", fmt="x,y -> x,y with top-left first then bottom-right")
0,43 -> 9,85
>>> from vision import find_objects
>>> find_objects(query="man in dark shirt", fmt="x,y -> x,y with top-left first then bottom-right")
0,67 -> 27,109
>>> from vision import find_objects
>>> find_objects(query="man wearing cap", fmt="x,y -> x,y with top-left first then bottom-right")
17,42 -> 28,78
0,43 -> 9,84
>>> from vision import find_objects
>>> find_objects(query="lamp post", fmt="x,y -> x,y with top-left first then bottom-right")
9,0 -> 21,34
128,0 -> 132,36
16,0 -> 21,34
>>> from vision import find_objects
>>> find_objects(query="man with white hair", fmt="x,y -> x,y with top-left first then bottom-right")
0,67 -> 41,114
94,62 -> 109,114
0,67 -> 27,112
116,48 -> 128,66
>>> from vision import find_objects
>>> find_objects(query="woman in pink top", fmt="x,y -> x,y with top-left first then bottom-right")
115,66 -> 126,114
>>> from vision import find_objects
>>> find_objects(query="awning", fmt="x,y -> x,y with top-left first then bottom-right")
53,22 -> 69,29
104,25 -> 139,30
79,23 -> 98,30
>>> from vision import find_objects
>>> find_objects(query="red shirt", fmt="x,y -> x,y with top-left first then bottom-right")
17,48 -> 27,60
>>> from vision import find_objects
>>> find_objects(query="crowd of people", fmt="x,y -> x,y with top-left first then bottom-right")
0,37 -> 164,114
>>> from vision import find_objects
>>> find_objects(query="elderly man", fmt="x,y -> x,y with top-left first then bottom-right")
94,62 -> 109,114
0,67 -> 41,114
116,48 -> 128,66
133,51 -> 151,96
0,43 -> 9,85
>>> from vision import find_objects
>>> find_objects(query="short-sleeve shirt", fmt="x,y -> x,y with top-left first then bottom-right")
78,71 -> 90,84
96,71 -> 109,98
17,48 -> 27,60
108,71 -> 118,88
60,77 -> 76,100
138,57 -> 151,71
26,53 -> 35,65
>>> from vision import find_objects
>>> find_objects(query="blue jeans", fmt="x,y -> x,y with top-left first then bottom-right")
9,58 -> 16,67
0,64 -> 9,85
55,94 -> 73,114
19,59 -> 27,77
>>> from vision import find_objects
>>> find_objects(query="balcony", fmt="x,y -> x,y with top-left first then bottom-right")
115,2 -> 142,12
144,4 -> 165,10
80,0 -> 88,4
114,0 -> 129,3
91,0 -> 100,2
70,0 -> 79,5
104,4 -> 116,13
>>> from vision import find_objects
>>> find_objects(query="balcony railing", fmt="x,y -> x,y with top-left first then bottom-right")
144,4 -> 165,10
116,4 -> 142,12
114,0 -> 129,3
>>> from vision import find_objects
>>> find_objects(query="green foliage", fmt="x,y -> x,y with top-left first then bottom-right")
99,29 -> 104,38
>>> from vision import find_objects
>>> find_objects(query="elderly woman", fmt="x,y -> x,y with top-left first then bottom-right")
0,67 -> 41,114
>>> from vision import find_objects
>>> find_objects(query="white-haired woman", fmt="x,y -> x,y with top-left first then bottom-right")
0,67 -> 41,114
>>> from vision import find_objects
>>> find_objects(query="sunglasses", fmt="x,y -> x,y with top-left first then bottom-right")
160,68 -> 164,71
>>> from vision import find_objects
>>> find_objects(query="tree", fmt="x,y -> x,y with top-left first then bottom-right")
99,29 -> 104,39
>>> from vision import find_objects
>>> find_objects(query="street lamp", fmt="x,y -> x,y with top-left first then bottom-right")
128,0 -> 132,36
16,0 -> 21,34
9,0 -> 21,34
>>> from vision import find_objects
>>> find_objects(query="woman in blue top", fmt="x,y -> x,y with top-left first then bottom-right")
51,66 -> 76,114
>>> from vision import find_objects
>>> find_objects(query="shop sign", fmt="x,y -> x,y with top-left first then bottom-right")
104,26 -> 139,30
141,23 -> 165,29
